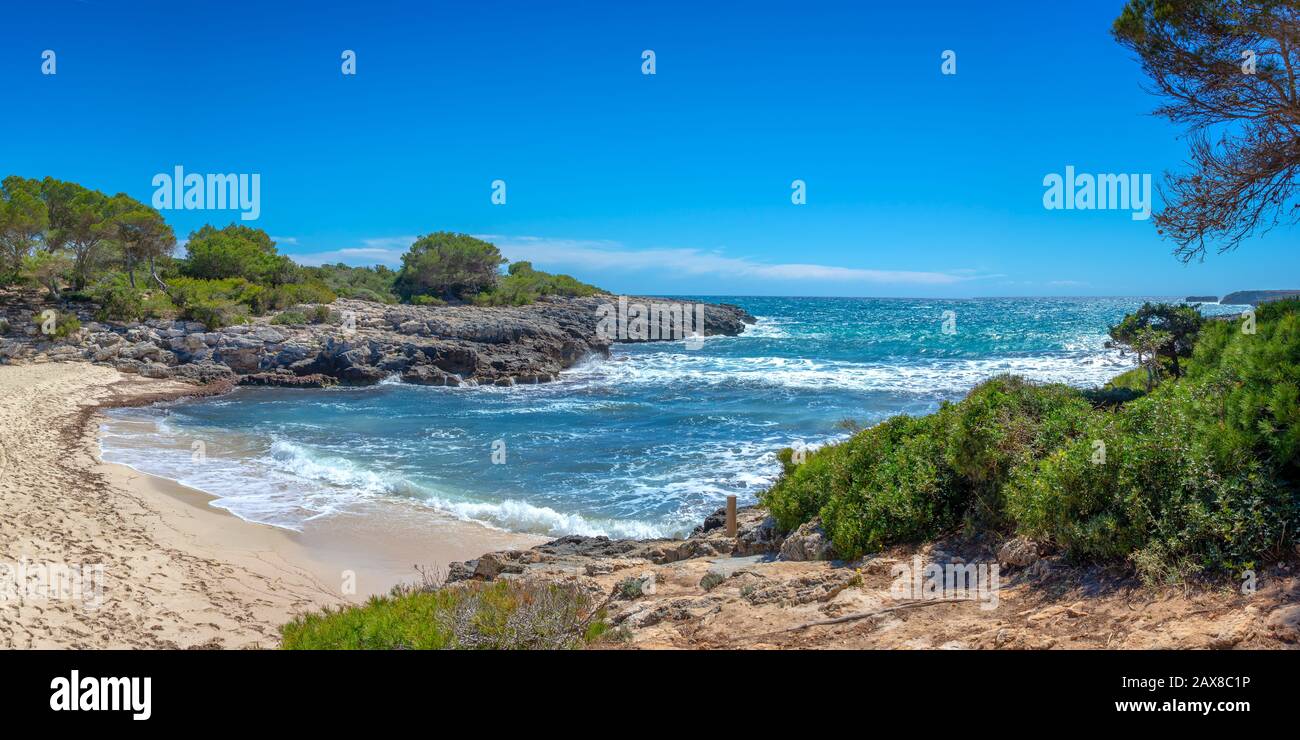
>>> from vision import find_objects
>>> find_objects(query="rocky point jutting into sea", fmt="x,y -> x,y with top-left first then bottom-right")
0,294 -> 755,386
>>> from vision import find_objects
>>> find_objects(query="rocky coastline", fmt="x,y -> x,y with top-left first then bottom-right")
0,294 -> 755,387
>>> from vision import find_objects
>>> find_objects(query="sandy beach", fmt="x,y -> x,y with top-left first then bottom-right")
0,362 -> 543,648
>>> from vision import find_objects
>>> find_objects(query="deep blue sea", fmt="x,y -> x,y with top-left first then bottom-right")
100,297 -> 1247,538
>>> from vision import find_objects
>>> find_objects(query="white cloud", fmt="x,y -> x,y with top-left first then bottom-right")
292,233 -> 995,287
293,236 -> 416,267
479,235 -> 983,285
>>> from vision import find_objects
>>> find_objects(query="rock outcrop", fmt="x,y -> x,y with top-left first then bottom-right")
0,295 -> 755,386
445,505 -> 782,584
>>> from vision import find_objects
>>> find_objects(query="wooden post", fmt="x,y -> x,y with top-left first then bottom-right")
725,495 -> 737,537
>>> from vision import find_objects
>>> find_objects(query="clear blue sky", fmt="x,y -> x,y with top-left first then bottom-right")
2,0 -> 1295,297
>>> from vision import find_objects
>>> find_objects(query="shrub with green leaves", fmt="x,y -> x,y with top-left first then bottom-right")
270,311 -> 307,325
304,263 -> 399,304
280,579 -> 606,650
394,232 -> 505,302
472,261 -> 602,306
90,275 -> 176,323
763,375 -> 1094,559
30,310 -> 80,339
763,301 -> 1300,580
165,276 -> 261,329
181,224 -> 298,286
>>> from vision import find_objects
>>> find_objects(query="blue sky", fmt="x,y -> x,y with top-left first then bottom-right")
2,0 -> 1295,297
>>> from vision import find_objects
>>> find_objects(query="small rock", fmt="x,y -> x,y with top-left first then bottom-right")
1265,605 -> 1300,642
997,537 -> 1039,568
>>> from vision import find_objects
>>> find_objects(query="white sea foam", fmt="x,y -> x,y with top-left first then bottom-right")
100,417 -> 682,538
567,349 -> 1134,395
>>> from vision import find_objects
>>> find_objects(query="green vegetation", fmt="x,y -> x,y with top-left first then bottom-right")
4,176 -> 601,326
472,261 -> 602,306
280,579 -> 608,650
763,300 -> 1300,583
394,232 -> 506,302
303,263 -> 399,304
180,224 -> 297,285
1107,302 -> 1203,391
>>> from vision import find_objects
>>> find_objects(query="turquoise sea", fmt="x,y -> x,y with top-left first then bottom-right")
99,297 -> 1247,539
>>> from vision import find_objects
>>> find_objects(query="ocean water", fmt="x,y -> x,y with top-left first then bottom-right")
99,296 -> 1247,539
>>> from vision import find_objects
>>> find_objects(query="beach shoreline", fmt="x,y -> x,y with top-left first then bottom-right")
0,362 -> 544,648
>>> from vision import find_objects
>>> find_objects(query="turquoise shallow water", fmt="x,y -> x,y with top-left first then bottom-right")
100,297 -> 1246,538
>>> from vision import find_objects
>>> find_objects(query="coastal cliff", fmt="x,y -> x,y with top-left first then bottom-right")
1220,289 -> 1300,306
0,294 -> 754,386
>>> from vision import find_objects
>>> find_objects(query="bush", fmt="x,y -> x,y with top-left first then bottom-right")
1005,382 -> 1296,582
942,376 -> 1095,528
90,275 -> 175,322
761,301 -> 1300,580
762,375 -> 1094,559
181,224 -> 298,286
818,413 -> 959,558
165,276 -> 259,329
263,280 -> 336,311
394,232 -> 505,302
280,579 -> 606,650
30,310 -> 80,339
304,263 -> 399,304
472,261 -> 602,306
270,311 -> 307,325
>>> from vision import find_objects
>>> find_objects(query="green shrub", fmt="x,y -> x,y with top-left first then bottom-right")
472,261 -> 601,306
181,224 -> 298,285
394,232 -> 505,302
699,572 -> 726,591
762,376 -> 1094,559
303,263 -> 399,304
310,304 -> 332,323
758,299 -> 1300,580
1006,381 -> 1297,581
943,376 -> 1095,527
280,579 -> 605,650
30,310 -> 80,339
264,280 -> 336,311
818,414 -> 960,558
616,576 -> 646,600
270,311 -> 307,325
165,276 -> 258,329
90,275 -> 176,322
411,294 -> 445,306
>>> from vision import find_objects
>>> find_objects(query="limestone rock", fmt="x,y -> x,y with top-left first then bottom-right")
778,518 -> 836,561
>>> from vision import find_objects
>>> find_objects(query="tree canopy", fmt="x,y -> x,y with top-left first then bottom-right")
182,223 -> 297,286
0,176 -> 49,282
1114,0 -> 1300,261
1108,301 -> 1205,389
393,232 -> 505,301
